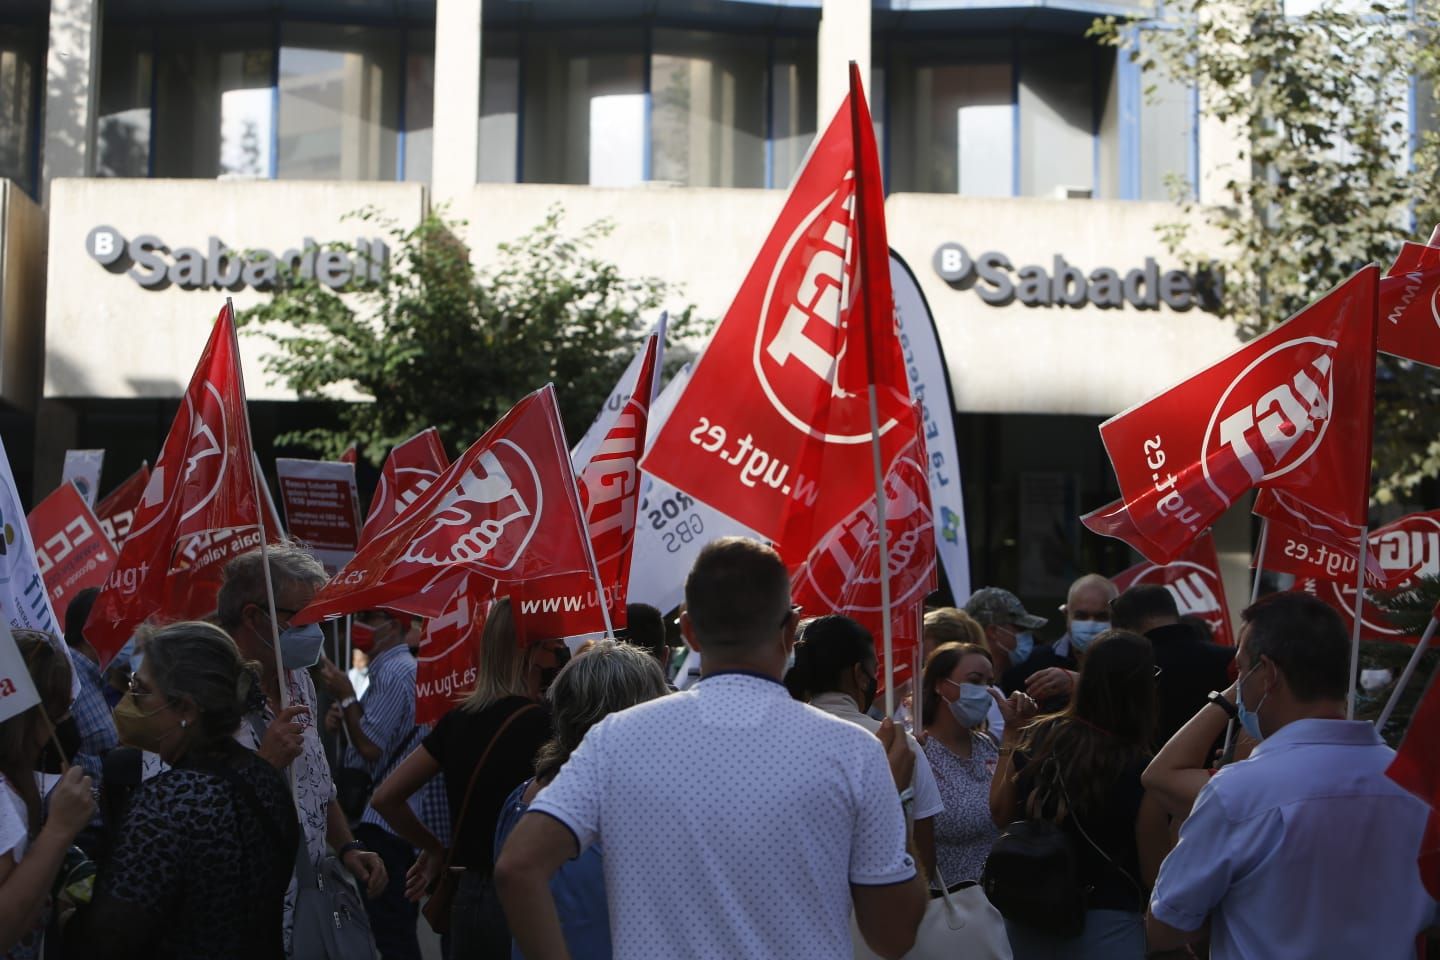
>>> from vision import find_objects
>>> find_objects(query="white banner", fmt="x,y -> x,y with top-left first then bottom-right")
571,314 -> 667,471
62,449 -> 104,508
0,435 -> 62,638
891,250 -> 971,604
627,362 -> 758,614
0,620 -> 40,724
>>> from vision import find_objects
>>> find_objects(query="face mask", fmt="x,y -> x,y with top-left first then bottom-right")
947,681 -> 993,728
350,620 -> 377,652
114,692 -> 179,753
1236,665 -> 1268,742
1068,620 -> 1108,653
539,643 -> 572,693
860,668 -> 879,714
1008,631 -> 1034,666
277,623 -> 325,671
38,715 -> 82,774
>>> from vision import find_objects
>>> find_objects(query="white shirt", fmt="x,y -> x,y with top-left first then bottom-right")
0,773 -> 28,863
532,672 -> 915,960
810,692 -> 946,821
1151,718 -> 1438,960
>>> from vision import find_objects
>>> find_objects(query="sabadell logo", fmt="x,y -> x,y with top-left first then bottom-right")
85,225 -> 388,292
932,242 -> 1221,311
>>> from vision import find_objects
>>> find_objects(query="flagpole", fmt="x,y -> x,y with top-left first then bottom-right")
1347,527 -> 1369,720
1251,518 -> 1269,605
559,417 -> 616,642
1377,603 -> 1440,731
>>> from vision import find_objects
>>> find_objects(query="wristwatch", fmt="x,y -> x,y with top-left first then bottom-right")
1207,690 -> 1239,720
338,840 -> 366,857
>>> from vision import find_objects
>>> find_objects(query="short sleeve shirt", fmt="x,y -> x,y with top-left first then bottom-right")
531,672 -> 915,960
922,733 -> 1000,884
236,668 -> 332,865
1,774 -> 42,960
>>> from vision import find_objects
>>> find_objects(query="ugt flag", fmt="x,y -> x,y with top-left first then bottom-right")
1084,266 -> 1379,564
414,573 -> 488,725
642,65 -> 935,653
359,427 -> 449,547
85,303 -> 263,668
1111,532 -> 1234,646
1379,226 -> 1440,368
294,385 -> 598,626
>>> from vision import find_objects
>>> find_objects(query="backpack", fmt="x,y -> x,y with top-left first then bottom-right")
981,818 -> 1087,939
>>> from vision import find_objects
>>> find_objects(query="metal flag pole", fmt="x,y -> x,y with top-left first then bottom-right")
559,401 -> 616,642
1346,527 -> 1369,720
1223,517 -> 1271,762
1376,601 -> 1440,731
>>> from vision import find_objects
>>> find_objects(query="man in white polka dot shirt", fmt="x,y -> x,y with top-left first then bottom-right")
497,537 -> 928,959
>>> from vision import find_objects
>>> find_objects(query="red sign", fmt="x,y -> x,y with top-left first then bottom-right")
295,386 -> 598,624
359,428 -> 449,547
85,304 -> 263,667
95,464 -> 150,546
414,575 -> 489,725
28,483 -> 116,613
1111,532 -> 1234,646
1379,230 -> 1440,368
275,459 -> 362,574
1085,267 -> 1378,564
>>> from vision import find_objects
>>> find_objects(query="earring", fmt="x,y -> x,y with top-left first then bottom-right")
180,719 -> 189,729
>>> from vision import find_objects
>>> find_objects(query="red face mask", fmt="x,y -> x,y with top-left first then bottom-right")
350,620 -> 378,652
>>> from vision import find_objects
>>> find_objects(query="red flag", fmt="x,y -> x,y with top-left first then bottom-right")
1252,489 -> 1412,591
85,304 -> 262,667
359,428 -> 449,547
1387,611 -> 1440,898
514,335 -> 660,641
95,464 -> 151,546
28,483 -> 117,614
1292,508 -> 1440,643
339,444 -> 358,465
1379,228 -> 1440,367
640,67 -> 934,652
1083,267 -> 1379,564
294,385 -> 597,624
1111,532 -> 1234,646
414,574 -> 489,725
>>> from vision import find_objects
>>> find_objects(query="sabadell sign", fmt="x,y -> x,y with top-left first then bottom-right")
85,225 -> 389,291
932,242 -> 1221,311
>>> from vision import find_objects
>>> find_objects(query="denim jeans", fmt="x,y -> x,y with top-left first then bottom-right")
1005,909 -> 1146,960
448,869 -> 511,960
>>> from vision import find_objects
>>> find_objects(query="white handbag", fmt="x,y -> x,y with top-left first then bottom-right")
852,863 -> 1013,960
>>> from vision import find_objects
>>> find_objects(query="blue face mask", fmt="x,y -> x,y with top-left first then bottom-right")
1009,631 -> 1034,666
276,622 -> 326,671
1068,619 -> 1108,653
1236,665 -> 1268,742
947,681 -> 994,728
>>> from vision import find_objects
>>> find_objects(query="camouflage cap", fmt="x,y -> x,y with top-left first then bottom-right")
963,587 -> 1048,630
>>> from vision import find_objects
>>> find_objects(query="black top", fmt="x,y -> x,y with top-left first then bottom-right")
1014,738 -> 1148,913
67,739 -> 299,960
1148,622 -> 1236,750
423,696 -> 551,871
1001,645 -> 1077,713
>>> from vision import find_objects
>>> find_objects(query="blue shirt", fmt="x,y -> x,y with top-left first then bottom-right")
70,652 -> 118,785
1151,718 -> 1438,960
343,644 -> 421,833
495,780 -> 611,960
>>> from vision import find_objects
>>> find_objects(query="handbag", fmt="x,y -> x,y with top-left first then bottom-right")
981,818 -> 1087,939
422,702 -> 541,935
853,864 -> 1012,960
291,844 -> 376,960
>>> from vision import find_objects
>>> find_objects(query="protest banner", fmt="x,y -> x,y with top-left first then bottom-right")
95,464 -> 150,546
359,427 -> 449,547
276,458 -> 363,574
1379,228 -> 1440,368
61,450 -> 104,508
0,620 -> 40,725
0,434 -> 62,640
414,575 -> 487,725
28,482 -> 117,614
570,315 -> 666,471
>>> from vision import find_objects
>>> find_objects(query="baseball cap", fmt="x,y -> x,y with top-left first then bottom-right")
964,587 -> 1048,630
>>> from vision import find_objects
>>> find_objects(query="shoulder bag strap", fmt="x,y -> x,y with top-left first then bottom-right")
1050,757 -> 1144,898
435,702 -> 541,877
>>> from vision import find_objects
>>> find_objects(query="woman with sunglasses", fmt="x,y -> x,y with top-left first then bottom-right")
988,629 -> 1170,960
65,622 -> 299,960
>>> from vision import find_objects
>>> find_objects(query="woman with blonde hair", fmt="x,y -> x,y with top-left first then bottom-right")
372,597 -> 567,960
922,607 -> 987,659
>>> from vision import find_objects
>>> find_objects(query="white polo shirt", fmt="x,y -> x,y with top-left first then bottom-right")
1151,718 -> 1439,960
809,692 -> 946,822
531,671 -> 916,960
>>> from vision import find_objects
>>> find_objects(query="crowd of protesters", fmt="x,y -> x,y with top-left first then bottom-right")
1,535 -> 1438,960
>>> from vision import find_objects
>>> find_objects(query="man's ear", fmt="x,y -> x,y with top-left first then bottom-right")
679,610 -> 702,654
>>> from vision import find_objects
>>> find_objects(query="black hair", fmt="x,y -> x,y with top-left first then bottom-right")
64,587 -> 100,649
783,615 -> 874,701
1241,592 -> 1348,702
1110,584 -> 1178,631
623,603 -> 667,664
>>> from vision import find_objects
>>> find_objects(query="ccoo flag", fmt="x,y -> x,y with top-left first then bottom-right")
294,385 -> 598,625
85,304 -> 263,667
1084,267 -> 1379,564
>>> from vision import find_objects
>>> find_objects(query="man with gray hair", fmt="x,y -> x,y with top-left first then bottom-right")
497,537 -> 927,959
217,543 -> 387,951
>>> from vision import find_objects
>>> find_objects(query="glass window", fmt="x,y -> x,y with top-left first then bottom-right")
479,29 -> 519,184
98,26 -> 153,178
403,30 -> 434,183
1019,37 -> 1094,197
650,29 -> 766,188
0,27 -> 39,189
771,36 -> 818,189
522,29 -> 645,186
152,25 -> 274,178
1137,32 -> 1192,202
277,23 -> 401,181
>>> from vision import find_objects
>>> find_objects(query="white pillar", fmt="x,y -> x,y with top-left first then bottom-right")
41,0 -> 102,203
818,0 -> 871,124
432,0 -> 483,202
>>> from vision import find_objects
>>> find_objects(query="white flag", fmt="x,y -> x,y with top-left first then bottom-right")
0,620 -> 40,724
0,435 -> 62,638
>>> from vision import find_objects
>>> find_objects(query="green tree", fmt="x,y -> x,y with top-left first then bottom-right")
1093,0 -> 1440,504
239,207 -> 704,463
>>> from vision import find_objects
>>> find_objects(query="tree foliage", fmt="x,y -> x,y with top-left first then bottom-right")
1092,0 -> 1440,504
239,207 -> 705,463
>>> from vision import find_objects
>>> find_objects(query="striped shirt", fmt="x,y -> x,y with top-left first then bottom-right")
344,644 -> 422,833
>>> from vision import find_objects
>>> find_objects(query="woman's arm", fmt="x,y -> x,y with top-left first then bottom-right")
0,767 -> 92,953
1135,789 -> 1171,889
1141,684 -> 1234,819
371,745 -> 444,856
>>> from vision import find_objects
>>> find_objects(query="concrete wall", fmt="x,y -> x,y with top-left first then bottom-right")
44,178 -> 427,401
0,181 -> 46,410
